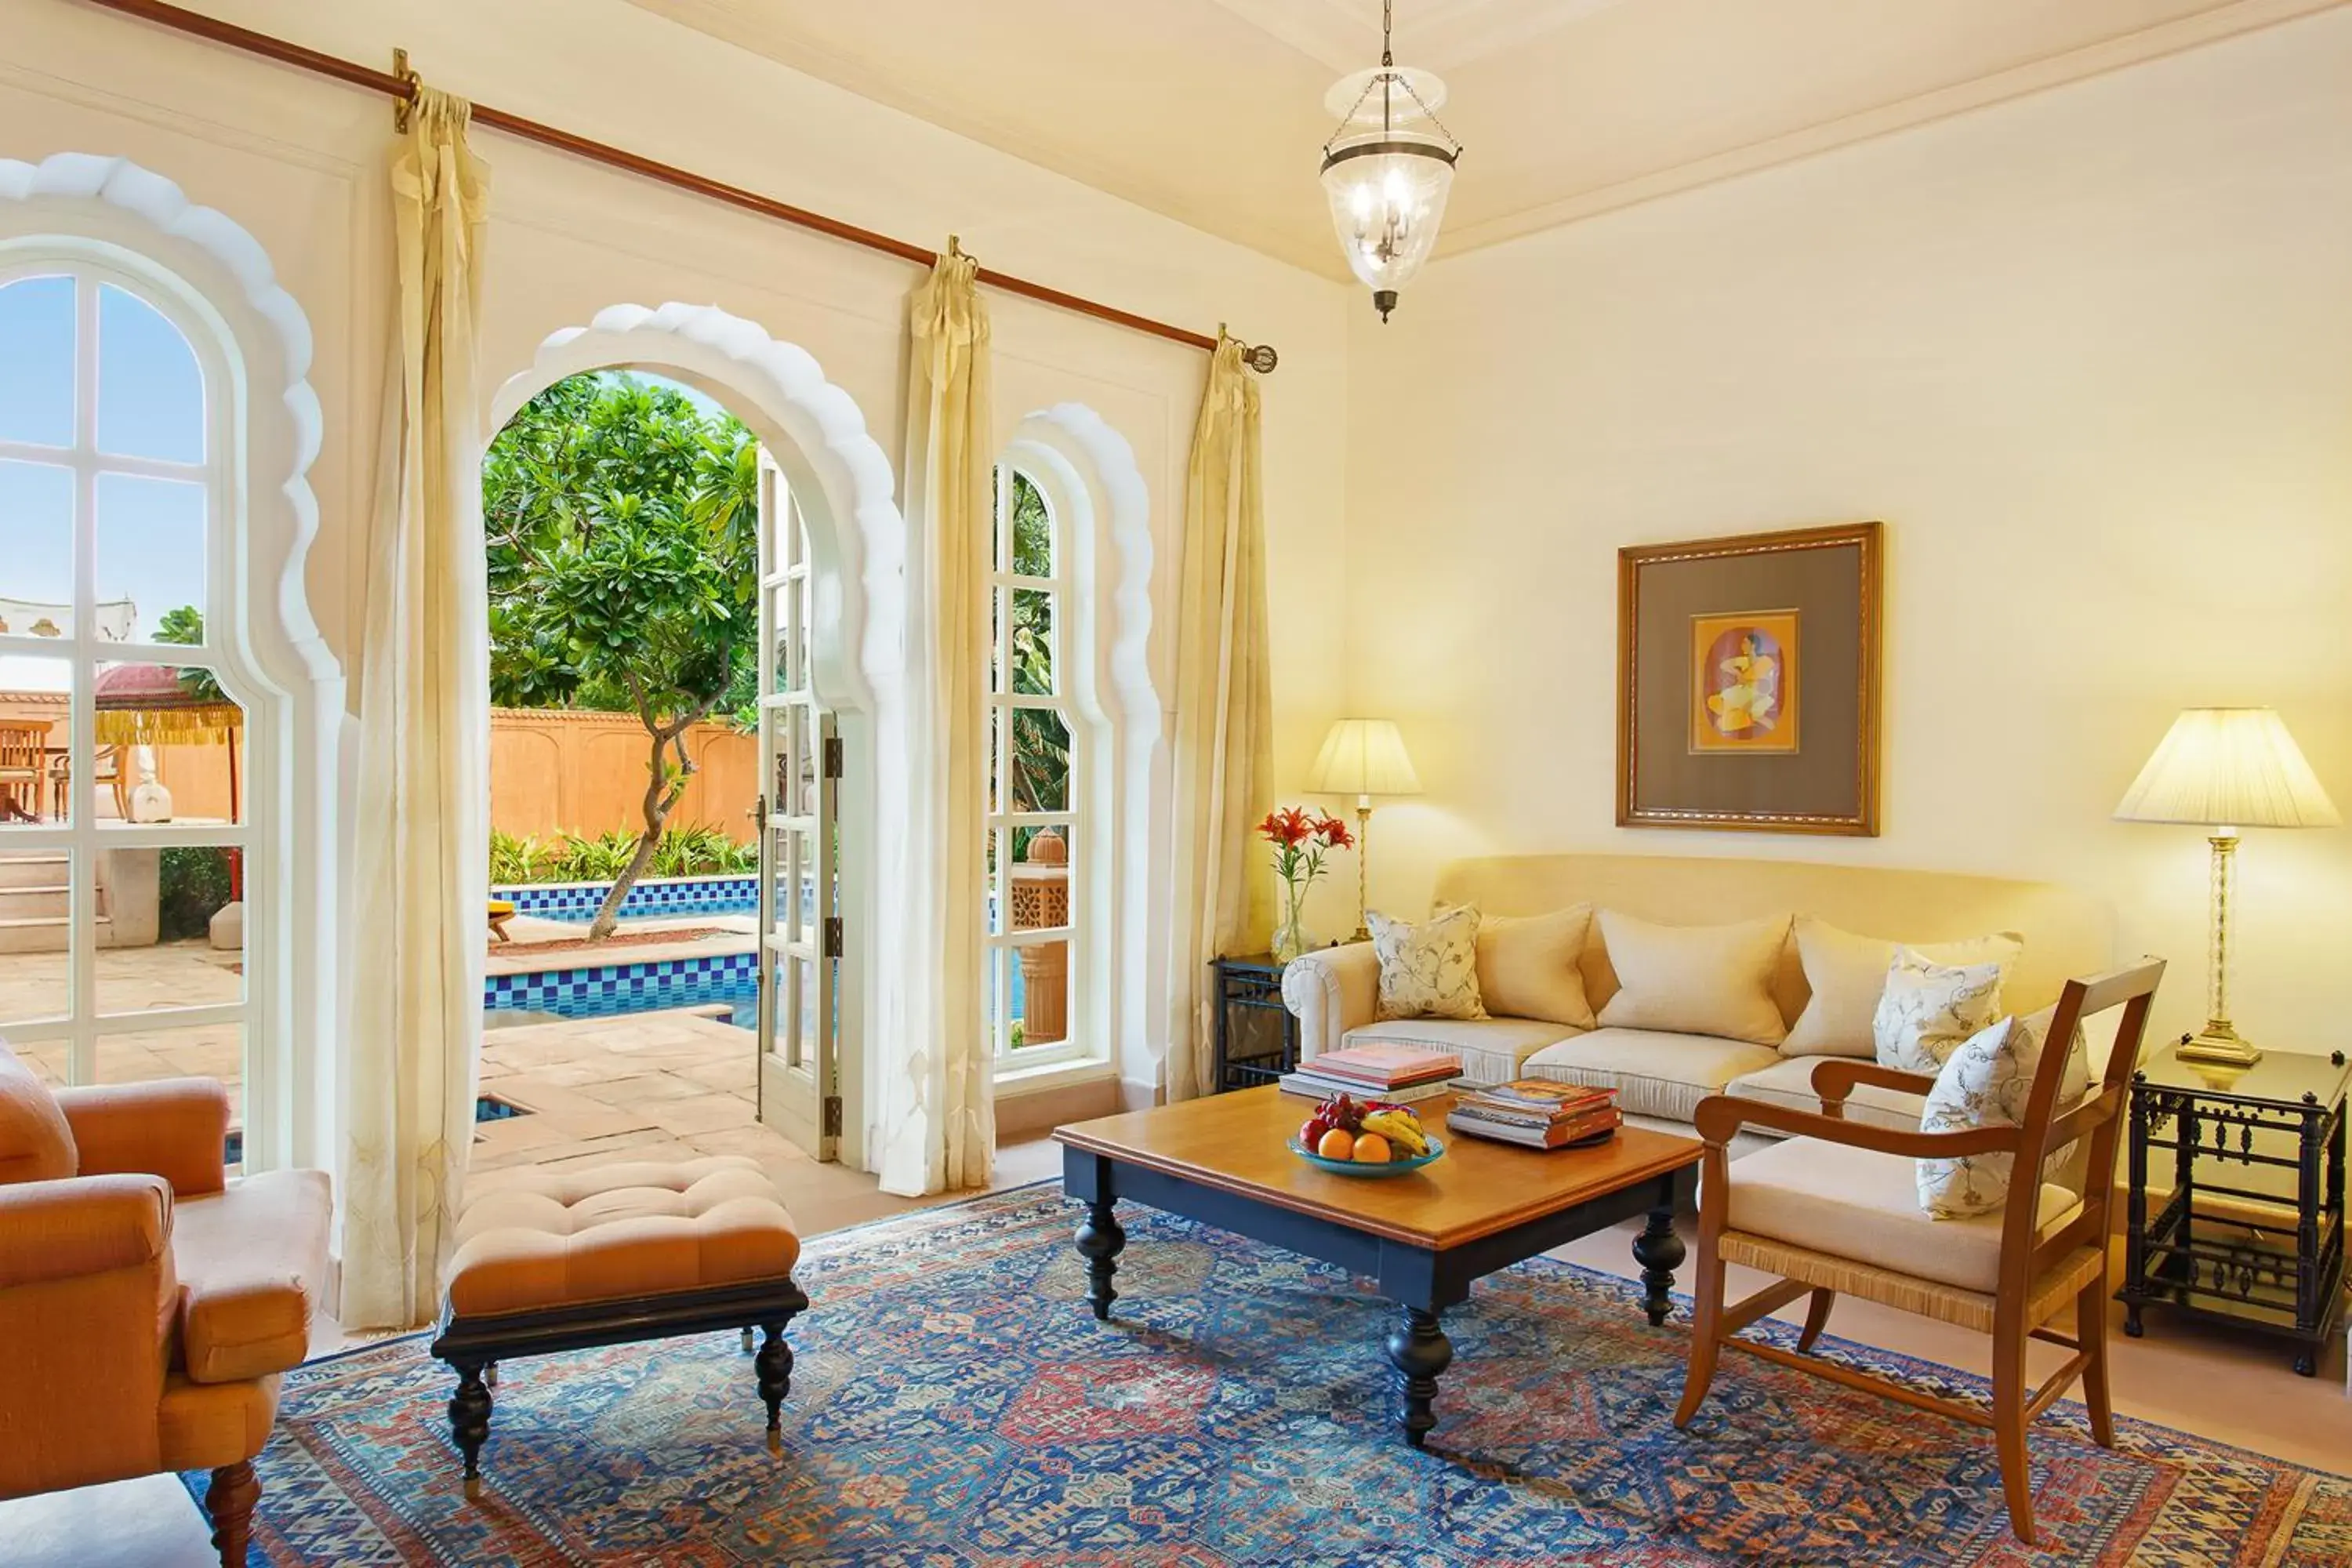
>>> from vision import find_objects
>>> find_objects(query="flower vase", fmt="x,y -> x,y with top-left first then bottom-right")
1272,879 -> 1308,964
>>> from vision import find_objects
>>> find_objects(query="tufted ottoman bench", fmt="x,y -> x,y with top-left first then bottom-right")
428,1156 -> 808,1490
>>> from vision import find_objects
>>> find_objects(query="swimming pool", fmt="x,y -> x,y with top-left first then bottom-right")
481,947 -> 1025,1031
494,873 -> 763,924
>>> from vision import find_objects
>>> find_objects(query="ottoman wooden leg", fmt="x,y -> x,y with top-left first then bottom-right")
449,1360 -> 494,1493
756,1323 -> 793,1436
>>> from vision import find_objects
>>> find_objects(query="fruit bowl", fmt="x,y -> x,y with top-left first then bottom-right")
1287,1134 -> 1446,1178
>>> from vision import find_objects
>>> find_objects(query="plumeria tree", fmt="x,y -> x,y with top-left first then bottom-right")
484,373 -> 759,939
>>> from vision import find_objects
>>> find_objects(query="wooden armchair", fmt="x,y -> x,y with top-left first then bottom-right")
0,1040 -> 332,1566
1674,960 -> 2164,1545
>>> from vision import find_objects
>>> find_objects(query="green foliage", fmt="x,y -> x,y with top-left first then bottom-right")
154,604 -> 224,703
158,846 -> 234,942
488,824 -> 754,887
998,469 -> 1069,815
484,373 -> 760,935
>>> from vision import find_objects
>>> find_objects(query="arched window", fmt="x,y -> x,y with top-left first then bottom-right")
985,465 -> 1083,1069
0,263 -> 257,1135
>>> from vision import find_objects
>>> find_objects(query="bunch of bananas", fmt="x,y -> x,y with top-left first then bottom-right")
1359,1107 -> 1430,1157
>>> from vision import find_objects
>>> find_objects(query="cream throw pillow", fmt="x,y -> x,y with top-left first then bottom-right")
1917,1013 -> 2090,1218
1783,919 -> 2024,1058
1593,910 -> 1791,1047
1469,904 -> 1595,1029
1368,906 -> 1487,1022
1873,949 -> 2006,1074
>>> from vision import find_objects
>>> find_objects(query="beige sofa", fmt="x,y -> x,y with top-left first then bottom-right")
1282,854 -> 2114,1150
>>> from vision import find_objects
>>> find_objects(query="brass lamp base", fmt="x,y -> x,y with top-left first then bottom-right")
2176,1022 -> 2262,1069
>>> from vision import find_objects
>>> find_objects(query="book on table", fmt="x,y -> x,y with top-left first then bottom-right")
1278,1070 -> 1454,1105
1446,1103 -> 1621,1149
1302,1043 -> 1464,1091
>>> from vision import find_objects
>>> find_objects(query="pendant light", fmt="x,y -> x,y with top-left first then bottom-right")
1319,0 -> 1463,322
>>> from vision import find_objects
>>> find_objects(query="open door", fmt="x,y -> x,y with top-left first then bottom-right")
753,452 -> 840,1160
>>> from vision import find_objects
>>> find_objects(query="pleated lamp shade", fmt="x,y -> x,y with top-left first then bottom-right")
1306,718 -> 1421,798
2113,708 -> 2340,829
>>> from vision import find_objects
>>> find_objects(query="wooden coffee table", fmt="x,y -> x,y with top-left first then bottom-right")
1054,1087 -> 1702,1446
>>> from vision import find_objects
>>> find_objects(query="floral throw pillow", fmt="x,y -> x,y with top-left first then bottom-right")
1871,949 -> 2005,1074
1917,1014 -> 2091,1218
1368,906 -> 1487,1022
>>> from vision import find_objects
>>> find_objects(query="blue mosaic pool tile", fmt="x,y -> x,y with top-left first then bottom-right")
492,874 -> 760,920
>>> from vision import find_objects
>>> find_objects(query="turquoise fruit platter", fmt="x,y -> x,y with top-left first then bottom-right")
1287,1135 -> 1446,1178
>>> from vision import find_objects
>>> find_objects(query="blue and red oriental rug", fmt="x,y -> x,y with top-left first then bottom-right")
191,1183 -> 2350,1564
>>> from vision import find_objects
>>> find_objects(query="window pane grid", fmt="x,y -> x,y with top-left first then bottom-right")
0,266 -> 247,1098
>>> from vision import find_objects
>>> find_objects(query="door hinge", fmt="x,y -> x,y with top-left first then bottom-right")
823,735 -> 844,779
823,915 -> 844,958
822,1094 -> 844,1138
753,794 -> 768,831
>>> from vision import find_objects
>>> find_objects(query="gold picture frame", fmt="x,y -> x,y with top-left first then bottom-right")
1618,522 -> 1882,835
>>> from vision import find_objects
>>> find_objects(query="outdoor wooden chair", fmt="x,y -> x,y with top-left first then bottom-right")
1674,959 -> 2164,1545
0,723 -> 46,822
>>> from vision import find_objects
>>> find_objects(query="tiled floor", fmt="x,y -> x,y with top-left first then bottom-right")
2,938 -> 247,1124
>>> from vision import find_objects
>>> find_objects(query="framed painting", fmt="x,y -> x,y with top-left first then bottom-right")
1617,521 -> 1882,835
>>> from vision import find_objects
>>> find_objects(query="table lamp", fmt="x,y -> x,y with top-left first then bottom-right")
2114,707 -> 2339,1066
1306,717 -> 1421,943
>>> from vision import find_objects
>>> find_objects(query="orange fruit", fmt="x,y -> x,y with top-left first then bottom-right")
1316,1127 -> 1355,1160
1352,1132 -> 1392,1163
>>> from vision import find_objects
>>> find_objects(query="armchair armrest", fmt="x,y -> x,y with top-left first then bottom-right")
1809,1059 -> 1940,1115
1281,942 -> 1381,1062
1691,1092 -> 2021,1161
0,1172 -> 172,1287
57,1077 -> 230,1196
0,1175 -> 180,1497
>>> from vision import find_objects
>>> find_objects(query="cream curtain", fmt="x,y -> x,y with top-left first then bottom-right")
878,250 -> 995,1196
339,89 -> 492,1329
1165,338 -> 1276,1101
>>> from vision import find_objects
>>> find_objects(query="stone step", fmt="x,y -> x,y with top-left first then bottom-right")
0,885 -> 69,919
0,854 -> 67,891
0,913 -> 113,955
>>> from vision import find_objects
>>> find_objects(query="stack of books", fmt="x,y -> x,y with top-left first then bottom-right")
1277,1043 -> 1462,1105
1446,1081 -> 1621,1149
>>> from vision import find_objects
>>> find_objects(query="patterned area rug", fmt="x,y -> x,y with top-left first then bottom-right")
193,1183 -> 2350,1565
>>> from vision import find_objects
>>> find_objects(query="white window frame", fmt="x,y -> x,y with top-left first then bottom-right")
985,463 -> 1084,1073
0,158 -> 342,1177
0,260 -> 256,1105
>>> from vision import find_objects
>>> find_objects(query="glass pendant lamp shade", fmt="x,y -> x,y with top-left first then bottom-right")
1319,3 -> 1461,322
1320,132 -> 1457,319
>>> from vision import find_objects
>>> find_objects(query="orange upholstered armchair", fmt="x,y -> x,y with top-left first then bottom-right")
0,1040 -> 331,1566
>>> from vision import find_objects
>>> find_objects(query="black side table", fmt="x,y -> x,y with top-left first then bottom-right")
1210,954 -> 1299,1091
2118,1042 -> 2348,1376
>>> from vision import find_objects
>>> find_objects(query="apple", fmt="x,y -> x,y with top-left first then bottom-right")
1300,1116 -> 1334,1148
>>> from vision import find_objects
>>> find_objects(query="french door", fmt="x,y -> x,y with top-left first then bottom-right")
753,452 -> 839,1160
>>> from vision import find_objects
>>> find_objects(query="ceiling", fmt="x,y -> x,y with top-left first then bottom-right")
624,0 -> 2339,278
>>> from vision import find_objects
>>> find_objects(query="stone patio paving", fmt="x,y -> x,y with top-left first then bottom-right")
1,939 -> 1024,1233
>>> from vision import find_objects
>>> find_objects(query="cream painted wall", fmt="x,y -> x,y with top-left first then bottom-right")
1341,8 -> 2352,1050
2,0 -> 1355,1091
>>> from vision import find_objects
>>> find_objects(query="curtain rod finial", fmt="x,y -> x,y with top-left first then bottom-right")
1241,343 -> 1279,374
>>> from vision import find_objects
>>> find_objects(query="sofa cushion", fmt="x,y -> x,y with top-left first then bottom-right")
1726,1136 -> 2078,1294
1782,919 -> 2023,1058
1341,1017 -> 1575,1088
172,1167 -> 332,1384
448,1156 -> 800,1318
1522,1028 -> 1780,1123
1593,911 -> 1790,1047
1368,906 -> 1486,1021
1874,949 -> 2005,1073
0,1039 -> 75,1185
1472,905 -> 1595,1030
1918,1013 -> 2090,1219
1724,1054 -> 1926,1134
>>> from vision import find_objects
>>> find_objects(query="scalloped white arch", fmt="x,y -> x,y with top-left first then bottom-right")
1002,403 -> 1164,1090
486,303 -> 909,1174
0,153 -> 343,1174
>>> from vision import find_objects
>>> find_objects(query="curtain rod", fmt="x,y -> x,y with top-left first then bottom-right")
76,0 -> 1280,373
